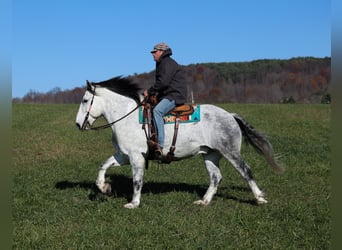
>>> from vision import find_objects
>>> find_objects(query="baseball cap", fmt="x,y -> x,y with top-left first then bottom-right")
150,42 -> 170,53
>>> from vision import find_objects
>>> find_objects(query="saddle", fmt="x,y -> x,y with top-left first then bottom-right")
168,105 -> 194,116
142,100 -> 195,165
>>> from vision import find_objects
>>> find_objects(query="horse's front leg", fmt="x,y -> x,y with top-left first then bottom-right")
124,153 -> 145,209
96,153 -> 128,194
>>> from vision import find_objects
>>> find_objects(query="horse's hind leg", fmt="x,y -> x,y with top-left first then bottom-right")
226,152 -> 267,204
194,151 -> 222,206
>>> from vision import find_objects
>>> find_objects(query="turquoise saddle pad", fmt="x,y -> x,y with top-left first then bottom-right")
139,104 -> 201,124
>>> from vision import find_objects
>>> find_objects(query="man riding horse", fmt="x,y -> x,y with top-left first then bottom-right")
143,42 -> 188,157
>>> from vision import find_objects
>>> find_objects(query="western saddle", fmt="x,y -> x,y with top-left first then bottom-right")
142,97 -> 194,164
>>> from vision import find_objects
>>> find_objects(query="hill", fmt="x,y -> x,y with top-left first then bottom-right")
13,57 -> 331,104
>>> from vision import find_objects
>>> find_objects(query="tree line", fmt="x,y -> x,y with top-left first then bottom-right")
13,56 -> 331,104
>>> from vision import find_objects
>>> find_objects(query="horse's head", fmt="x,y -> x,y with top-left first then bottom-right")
75,81 -> 104,130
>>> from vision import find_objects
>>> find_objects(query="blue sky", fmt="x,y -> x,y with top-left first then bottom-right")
12,0 -> 331,98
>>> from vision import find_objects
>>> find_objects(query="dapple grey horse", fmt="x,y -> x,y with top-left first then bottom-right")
75,76 -> 284,208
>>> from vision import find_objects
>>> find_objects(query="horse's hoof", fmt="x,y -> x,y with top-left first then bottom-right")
256,197 -> 268,204
103,183 -> 112,195
193,200 -> 209,206
124,202 -> 139,209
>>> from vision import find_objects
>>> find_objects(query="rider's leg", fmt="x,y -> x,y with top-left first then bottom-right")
152,98 -> 175,151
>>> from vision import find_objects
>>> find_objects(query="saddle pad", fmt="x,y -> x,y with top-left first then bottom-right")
139,104 -> 201,124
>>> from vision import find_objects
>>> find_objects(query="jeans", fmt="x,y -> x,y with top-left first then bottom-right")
153,98 -> 175,148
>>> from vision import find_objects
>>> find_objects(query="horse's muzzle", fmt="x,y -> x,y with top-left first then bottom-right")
76,122 -> 90,131
75,122 -> 82,130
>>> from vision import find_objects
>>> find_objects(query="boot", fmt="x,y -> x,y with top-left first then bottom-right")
154,145 -> 163,158
147,139 -> 163,159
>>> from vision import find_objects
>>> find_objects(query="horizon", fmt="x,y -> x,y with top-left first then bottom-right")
13,56 -> 330,98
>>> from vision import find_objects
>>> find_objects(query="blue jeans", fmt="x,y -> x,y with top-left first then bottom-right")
153,98 -> 175,148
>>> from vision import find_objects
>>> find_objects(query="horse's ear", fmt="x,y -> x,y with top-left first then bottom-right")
86,80 -> 92,91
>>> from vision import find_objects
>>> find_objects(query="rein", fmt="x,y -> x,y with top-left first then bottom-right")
81,85 -> 144,131
90,104 -> 142,130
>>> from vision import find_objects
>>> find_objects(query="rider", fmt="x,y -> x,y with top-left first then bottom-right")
143,42 -> 187,157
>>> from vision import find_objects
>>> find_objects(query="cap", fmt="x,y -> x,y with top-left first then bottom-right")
150,42 -> 170,53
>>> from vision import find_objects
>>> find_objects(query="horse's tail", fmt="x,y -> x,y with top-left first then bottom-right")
232,113 -> 285,174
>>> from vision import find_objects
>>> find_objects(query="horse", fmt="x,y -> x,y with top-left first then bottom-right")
75,76 -> 284,209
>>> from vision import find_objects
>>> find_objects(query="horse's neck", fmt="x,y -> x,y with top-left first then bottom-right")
102,92 -> 142,150
102,91 -> 139,124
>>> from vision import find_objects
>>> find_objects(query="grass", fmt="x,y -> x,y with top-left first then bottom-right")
12,103 -> 331,249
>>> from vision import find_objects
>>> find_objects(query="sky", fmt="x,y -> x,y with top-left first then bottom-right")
12,0 -> 331,98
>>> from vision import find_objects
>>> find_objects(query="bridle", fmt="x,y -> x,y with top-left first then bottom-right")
80,85 -> 143,131
81,86 -> 96,130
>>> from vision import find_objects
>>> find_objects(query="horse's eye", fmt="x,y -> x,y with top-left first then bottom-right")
83,99 -> 88,104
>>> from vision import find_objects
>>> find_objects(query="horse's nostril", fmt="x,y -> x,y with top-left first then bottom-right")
76,123 -> 81,129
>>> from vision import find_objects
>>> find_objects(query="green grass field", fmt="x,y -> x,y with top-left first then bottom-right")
12,103 -> 331,249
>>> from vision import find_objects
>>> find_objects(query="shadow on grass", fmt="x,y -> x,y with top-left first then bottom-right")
55,174 -> 256,205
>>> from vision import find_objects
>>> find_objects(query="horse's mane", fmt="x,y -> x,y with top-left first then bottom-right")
90,76 -> 143,104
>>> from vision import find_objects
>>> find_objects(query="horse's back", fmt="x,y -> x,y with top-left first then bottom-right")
168,104 -> 241,154
200,104 -> 237,127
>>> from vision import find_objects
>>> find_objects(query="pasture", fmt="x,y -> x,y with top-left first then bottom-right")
12,103 -> 331,249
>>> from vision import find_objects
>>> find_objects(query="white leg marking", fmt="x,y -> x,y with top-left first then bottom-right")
249,181 -> 268,204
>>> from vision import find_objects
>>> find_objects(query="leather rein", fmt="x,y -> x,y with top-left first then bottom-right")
81,86 -> 143,131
